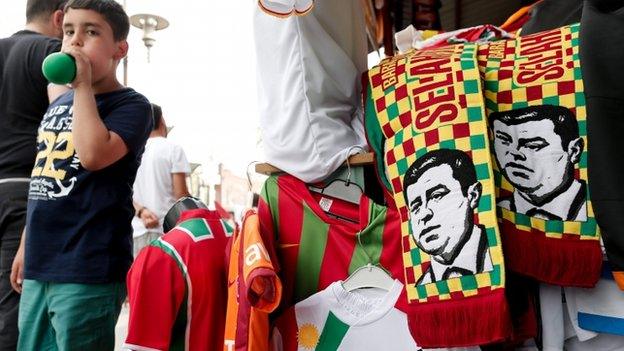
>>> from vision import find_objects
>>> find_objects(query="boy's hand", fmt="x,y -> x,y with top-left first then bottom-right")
10,245 -> 25,294
64,47 -> 92,89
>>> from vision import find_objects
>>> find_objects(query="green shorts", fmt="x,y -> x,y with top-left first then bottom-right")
18,279 -> 126,351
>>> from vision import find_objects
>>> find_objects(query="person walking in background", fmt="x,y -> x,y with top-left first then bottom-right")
0,1 -> 68,349
10,0 -> 153,349
132,103 -> 191,255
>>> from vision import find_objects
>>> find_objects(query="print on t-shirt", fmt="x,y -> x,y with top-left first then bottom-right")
29,103 -> 79,200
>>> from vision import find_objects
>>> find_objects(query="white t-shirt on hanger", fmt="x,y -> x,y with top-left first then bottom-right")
271,280 -> 481,351
254,0 -> 368,183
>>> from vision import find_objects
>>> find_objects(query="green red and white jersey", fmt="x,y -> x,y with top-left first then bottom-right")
257,174 -> 406,310
270,280 -> 419,351
224,210 -> 282,351
124,209 -> 233,351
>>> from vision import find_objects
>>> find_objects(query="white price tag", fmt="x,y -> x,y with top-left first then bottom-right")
319,197 -> 333,212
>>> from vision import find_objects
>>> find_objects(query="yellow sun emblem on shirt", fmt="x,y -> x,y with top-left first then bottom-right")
297,323 -> 319,349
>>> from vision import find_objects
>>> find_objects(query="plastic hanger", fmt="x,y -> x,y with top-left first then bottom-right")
246,161 -> 260,209
308,146 -> 365,205
246,161 -> 254,192
342,231 -> 395,292
308,178 -> 363,205
342,263 -> 395,292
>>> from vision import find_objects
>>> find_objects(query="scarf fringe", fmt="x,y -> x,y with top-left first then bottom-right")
501,219 -> 602,287
407,289 -> 511,348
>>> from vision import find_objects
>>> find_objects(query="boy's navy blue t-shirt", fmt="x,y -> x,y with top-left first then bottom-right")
25,88 -> 152,283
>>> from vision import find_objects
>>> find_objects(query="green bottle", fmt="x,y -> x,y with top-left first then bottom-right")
42,52 -> 76,84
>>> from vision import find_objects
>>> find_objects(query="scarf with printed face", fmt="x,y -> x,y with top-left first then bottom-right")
364,43 -> 510,347
478,23 -> 602,287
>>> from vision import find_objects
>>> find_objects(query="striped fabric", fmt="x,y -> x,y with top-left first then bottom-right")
258,174 -> 405,310
479,23 -> 602,286
125,210 -> 232,351
364,42 -> 510,347
224,211 -> 282,351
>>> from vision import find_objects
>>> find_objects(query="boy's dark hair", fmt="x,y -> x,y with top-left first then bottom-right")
151,103 -> 162,131
64,0 -> 129,41
26,0 -> 68,22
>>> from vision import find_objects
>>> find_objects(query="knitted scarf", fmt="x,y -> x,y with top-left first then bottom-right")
365,43 -> 510,347
478,23 -> 602,287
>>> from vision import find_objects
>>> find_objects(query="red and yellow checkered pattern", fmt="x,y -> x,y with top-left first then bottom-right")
479,23 -> 600,241
367,44 -> 505,303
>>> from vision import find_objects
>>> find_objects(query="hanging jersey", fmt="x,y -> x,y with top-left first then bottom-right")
258,174 -> 405,310
271,280 -> 418,350
125,209 -> 233,351
253,0 -> 368,183
258,0 -> 313,17
224,211 -> 282,351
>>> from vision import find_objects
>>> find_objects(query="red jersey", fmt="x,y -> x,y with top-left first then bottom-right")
258,174 -> 406,310
125,209 -> 233,351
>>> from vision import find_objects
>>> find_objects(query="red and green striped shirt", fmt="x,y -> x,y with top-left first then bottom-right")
258,174 -> 406,310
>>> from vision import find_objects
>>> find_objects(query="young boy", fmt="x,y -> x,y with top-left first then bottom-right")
11,0 -> 153,349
